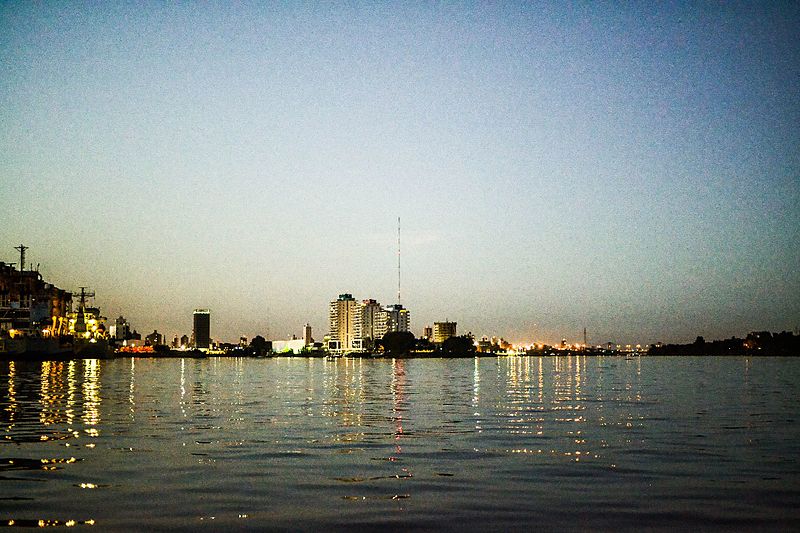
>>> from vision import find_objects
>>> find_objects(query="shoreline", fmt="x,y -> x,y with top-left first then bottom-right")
2,351 -> 797,362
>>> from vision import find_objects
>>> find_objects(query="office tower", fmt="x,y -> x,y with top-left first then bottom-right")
303,323 -> 312,346
193,309 -> 211,349
433,321 -> 457,343
328,294 -> 356,352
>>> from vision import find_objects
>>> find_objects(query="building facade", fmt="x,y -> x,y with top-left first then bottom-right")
114,316 -> 131,341
145,329 -> 164,346
374,304 -> 410,339
353,299 -> 382,350
329,294 -> 412,353
193,309 -> 211,349
433,321 -> 457,343
328,294 -> 357,352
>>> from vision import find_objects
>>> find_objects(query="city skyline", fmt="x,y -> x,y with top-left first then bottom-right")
2,3 -> 798,344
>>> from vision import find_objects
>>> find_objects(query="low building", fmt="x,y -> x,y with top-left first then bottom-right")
433,321 -> 457,343
145,330 -> 164,346
272,338 -> 307,354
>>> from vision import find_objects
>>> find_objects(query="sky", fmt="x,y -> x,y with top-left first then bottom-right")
1,2 -> 798,345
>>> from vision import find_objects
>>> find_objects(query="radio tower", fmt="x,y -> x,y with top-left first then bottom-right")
397,216 -> 401,303
14,244 -> 28,271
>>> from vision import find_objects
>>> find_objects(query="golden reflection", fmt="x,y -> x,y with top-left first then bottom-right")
2,518 -> 96,527
128,357 -> 136,420
39,361 -> 67,425
537,356 -> 543,404
323,356 -> 365,432
180,358 -> 186,420
496,355 -> 599,463
391,358 -> 406,459
66,360 -> 76,425
4,361 -> 17,437
472,357 -> 481,431
81,360 -> 101,429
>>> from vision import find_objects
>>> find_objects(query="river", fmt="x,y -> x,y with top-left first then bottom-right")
1,356 -> 799,530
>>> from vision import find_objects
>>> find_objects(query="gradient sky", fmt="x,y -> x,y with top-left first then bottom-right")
1,2 -> 798,345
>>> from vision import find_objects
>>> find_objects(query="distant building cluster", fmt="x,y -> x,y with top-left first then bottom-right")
4,244 -> 701,359
327,293 -> 410,353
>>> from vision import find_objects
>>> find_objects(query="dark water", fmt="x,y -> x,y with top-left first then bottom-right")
1,356 -> 799,531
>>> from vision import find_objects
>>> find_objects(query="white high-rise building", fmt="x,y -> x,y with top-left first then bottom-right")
353,299 -> 382,349
330,295 -> 411,353
328,294 -> 357,353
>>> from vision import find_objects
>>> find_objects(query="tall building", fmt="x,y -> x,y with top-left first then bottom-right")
375,304 -> 410,338
330,294 -> 412,353
193,309 -> 211,349
328,294 -> 356,352
353,299 -> 382,349
303,323 -> 312,346
433,321 -> 457,343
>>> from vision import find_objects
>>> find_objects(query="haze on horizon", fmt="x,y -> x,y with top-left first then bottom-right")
1,3 -> 798,345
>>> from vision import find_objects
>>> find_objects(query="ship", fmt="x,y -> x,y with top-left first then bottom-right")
0,245 -> 113,359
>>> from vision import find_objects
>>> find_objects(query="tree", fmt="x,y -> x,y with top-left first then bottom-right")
380,331 -> 416,355
250,335 -> 270,356
441,335 -> 476,356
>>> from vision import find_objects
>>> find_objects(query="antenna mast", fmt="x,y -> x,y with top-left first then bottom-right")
14,244 -> 28,271
397,217 -> 401,303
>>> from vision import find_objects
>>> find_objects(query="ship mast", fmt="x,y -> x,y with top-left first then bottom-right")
74,286 -> 95,334
14,244 -> 28,271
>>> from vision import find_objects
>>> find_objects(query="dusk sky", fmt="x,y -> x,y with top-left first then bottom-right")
1,2 -> 798,345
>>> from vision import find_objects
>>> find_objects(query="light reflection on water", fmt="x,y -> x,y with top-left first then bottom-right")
1,356 -> 799,530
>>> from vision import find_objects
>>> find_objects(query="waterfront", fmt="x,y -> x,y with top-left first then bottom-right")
2,356 -> 799,530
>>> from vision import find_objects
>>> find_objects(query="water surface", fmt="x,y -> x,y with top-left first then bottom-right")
2,356 -> 799,530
